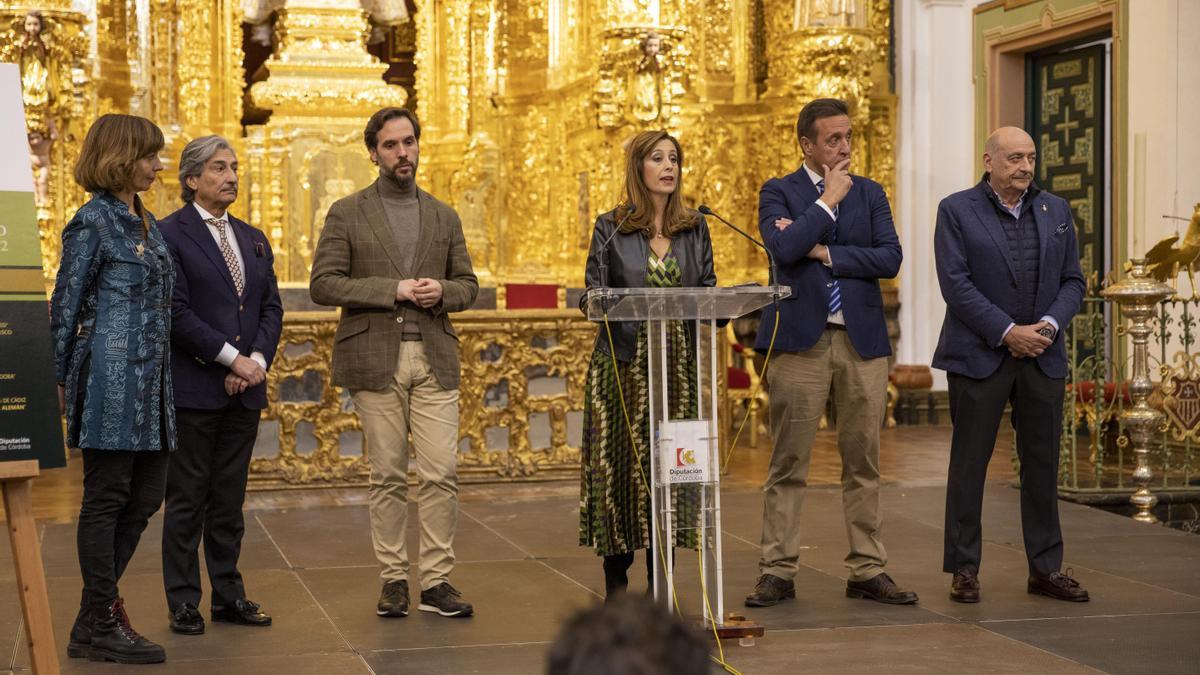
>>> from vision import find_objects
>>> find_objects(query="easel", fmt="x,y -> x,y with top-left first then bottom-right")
2,460 -> 60,673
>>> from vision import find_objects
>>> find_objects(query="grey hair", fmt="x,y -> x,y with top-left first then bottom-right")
178,135 -> 235,204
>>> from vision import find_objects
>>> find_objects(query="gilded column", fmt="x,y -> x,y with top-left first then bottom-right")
246,0 -> 407,282
95,0 -> 136,114
174,0 -> 244,139
762,0 -> 878,173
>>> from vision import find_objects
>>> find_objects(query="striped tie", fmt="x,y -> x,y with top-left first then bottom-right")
816,180 -> 841,316
208,217 -> 244,296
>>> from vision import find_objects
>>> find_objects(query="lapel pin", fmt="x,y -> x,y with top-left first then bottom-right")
1041,204 -> 1047,212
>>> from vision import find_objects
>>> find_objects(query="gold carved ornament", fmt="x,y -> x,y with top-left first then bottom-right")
0,7 -> 91,281
1158,352 -> 1200,443
253,312 -> 368,487
250,309 -> 597,488
454,310 -> 596,479
1145,203 -> 1200,300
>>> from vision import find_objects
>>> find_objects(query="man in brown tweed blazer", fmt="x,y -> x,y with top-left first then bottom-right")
310,108 -> 479,619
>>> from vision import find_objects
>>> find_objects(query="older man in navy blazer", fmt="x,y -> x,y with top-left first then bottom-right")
159,135 -> 283,634
746,98 -> 915,608
933,126 -> 1088,604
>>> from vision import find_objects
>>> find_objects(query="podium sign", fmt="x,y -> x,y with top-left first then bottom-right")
658,419 -> 712,485
0,64 -> 65,469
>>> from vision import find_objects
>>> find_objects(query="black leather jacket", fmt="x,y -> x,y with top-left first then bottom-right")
581,208 -> 717,362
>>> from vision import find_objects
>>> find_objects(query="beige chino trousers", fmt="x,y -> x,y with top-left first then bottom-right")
759,329 -> 889,583
351,342 -> 460,590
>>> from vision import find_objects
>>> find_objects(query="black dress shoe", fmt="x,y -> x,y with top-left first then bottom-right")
951,568 -> 980,603
744,574 -> 795,607
846,573 -> 919,605
211,598 -> 272,626
1028,569 -> 1089,602
169,603 -> 205,635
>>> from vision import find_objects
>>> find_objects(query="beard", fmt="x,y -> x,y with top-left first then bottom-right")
387,160 -> 417,188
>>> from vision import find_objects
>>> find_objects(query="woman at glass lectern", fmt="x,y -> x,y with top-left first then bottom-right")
578,129 -> 717,600
50,114 -> 174,665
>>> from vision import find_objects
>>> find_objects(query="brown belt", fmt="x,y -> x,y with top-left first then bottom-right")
825,322 -> 847,331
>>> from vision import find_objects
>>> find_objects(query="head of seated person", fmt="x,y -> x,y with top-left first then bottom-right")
546,594 -> 710,675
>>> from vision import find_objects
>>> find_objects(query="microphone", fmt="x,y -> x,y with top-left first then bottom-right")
597,203 -> 635,290
697,204 -> 779,293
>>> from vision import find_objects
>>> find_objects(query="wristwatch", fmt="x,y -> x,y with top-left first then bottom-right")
1036,325 -> 1055,340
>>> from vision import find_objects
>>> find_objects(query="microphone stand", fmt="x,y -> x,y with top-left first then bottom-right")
698,205 -> 782,304
594,205 -> 636,314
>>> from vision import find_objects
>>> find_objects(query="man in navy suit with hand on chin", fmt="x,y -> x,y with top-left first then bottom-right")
933,126 -> 1088,604
747,98 -> 915,608
159,135 -> 283,635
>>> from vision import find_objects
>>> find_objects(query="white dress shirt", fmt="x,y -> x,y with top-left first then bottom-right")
802,163 -> 844,325
192,203 -> 266,371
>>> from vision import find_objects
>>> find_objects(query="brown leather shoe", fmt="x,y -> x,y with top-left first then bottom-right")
1028,569 -> 1089,602
744,574 -> 795,607
950,568 -> 980,603
846,573 -> 919,605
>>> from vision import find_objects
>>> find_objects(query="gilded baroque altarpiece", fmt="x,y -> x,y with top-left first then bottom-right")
1,0 -> 896,485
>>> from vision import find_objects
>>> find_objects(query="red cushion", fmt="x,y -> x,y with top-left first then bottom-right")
505,284 -> 558,309
727,366 -> 751,389
1070,381 -> 1131,405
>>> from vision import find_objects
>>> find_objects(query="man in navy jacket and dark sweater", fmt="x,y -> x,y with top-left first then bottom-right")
159,135 -> 283,634
933,127 -> 1088,604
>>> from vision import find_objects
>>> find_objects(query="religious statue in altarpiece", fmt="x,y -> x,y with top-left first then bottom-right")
630,30 -> 664,124
3,11 -> 60,214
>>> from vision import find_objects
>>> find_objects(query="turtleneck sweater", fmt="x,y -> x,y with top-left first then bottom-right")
377,174 -> 423,339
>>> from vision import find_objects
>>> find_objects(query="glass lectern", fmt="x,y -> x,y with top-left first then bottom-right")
585,285 -> 789,639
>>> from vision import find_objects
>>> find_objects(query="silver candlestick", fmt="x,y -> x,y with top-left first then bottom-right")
1101,257 -> 1173,524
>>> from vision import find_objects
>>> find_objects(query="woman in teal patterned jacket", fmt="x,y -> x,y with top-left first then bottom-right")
50,114 -> 173,665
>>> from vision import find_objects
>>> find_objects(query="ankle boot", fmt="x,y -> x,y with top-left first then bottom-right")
89,598 -> 166,664
603,554 -> 633,600
67,603 -> 90,658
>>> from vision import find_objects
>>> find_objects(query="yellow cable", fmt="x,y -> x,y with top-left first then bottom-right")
602,313 -> 681,615
721,314 -> 780,473
601,312 -> 747,674
699,546 -> 744,675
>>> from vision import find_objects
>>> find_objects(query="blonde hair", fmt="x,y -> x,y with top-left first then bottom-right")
617,130 -> 697,238
73,114 -> 164,195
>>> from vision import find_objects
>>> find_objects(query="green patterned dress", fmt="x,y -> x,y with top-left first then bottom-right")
580,248 -> 701,556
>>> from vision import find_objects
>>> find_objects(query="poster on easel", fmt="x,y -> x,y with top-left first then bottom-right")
0,63 -> 65,469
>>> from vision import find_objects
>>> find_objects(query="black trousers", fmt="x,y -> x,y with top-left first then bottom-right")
162,401 -> 260,610
77,449 -> 169,613
944,356 -> 1065,577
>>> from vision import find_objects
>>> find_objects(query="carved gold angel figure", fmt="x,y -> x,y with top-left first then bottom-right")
7,11 -> 59,210
631,30 -> 663,124
1146,203 -> 1200,299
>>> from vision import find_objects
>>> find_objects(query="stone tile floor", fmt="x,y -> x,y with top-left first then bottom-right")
3,426 -> 1198,674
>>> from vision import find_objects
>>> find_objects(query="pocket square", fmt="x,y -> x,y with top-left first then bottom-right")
1055,222 -> 1069,234
255,242 -> 265,257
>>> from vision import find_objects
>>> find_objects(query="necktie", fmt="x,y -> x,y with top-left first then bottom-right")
816,180 -> 841,316
208,218 -> 244,296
